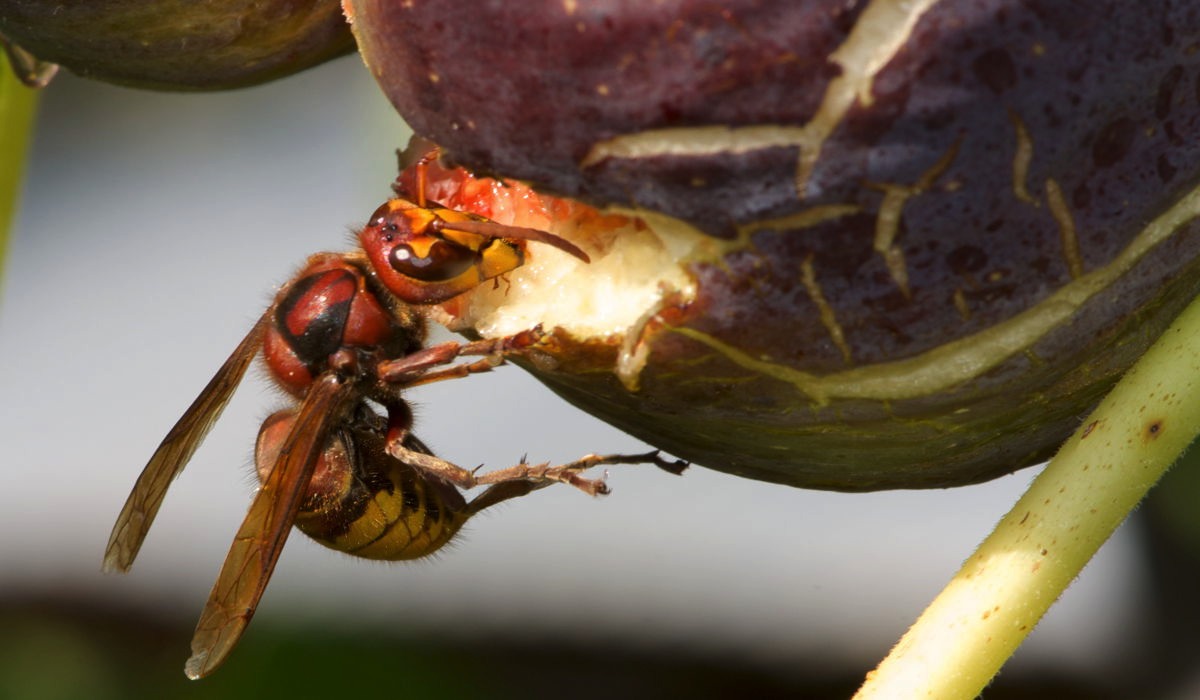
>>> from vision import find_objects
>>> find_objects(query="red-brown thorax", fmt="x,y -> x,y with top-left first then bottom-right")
261,254 -> 417,396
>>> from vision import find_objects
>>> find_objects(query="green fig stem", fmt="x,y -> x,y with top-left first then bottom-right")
0,51 -> 38,285
855,292 -> 1200,699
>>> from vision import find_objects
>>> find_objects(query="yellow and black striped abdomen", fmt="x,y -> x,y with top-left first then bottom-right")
256,412 -> 471,562
296,450 -> 469,561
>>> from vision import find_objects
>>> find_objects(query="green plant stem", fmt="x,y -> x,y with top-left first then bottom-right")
0,53 -> 39,278
855,292 -> 1200,699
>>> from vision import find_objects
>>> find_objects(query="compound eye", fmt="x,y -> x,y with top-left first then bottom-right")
388,238 -> 479,282
365,201 -> 393,230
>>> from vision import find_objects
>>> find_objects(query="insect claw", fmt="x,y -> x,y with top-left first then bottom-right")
562,470 -> 609,496
501,325 -> 545,352
654,454 -> 690,476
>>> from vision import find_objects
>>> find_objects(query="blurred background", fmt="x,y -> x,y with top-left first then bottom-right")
0,54 -> 1197,699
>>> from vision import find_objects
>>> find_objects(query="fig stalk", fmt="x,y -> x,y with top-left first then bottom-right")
855,291 -> 1200,699
0,52 -> 38,276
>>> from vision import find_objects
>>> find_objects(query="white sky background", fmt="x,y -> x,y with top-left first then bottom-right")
0,56 -> 1146,677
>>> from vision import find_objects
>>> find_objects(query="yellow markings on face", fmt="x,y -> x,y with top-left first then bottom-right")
402,236 -> 439,259
580,0 -> 944,198
476,240 -> 522,279
1009,111 -> 1040,207
866,138 -> 961,298
800,255 -> 853,365
1045,178 -> 1084,279
671,182 -> 1200,406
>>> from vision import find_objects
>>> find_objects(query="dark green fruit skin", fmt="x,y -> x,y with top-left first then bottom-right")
357,0 -> 1200,490
0,0 -> 352,90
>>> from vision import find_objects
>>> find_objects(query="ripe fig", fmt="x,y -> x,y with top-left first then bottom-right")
0,0 -> 352,90
349,0 -> 1200,491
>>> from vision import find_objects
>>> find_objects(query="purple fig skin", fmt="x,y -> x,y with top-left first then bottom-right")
353,0 -> 1200,490
0,0 -> 353,90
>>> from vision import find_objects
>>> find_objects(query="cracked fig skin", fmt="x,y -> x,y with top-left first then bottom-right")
352,0 -> 1200,490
